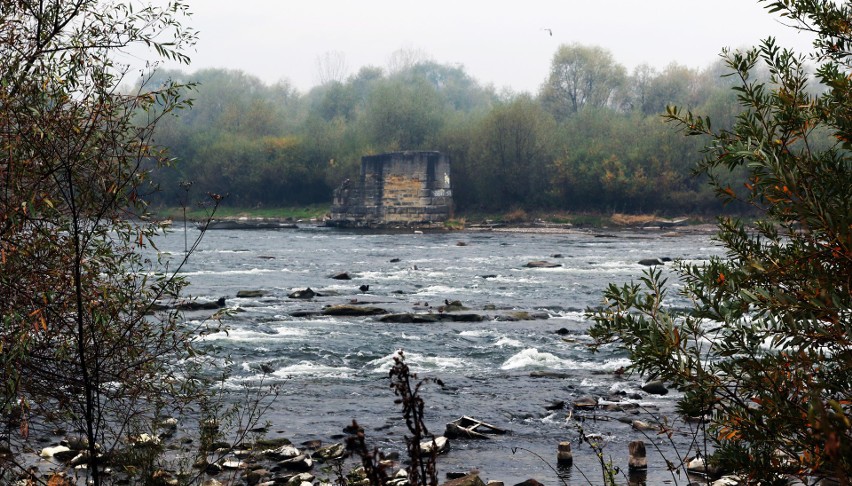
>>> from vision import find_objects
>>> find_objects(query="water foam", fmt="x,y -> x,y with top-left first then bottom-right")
501,348 -> 565,370
180,268 -> 276,277
272,361 -> 355,378
368,351 -> 468,373
501,349 -> 632,371
200,326 -> 310,342
494,337 -> 523,348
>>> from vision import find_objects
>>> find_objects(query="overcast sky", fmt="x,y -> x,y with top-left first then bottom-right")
150,0 -> 817,93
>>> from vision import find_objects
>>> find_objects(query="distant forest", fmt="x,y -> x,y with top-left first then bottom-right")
145,44 -> 827,215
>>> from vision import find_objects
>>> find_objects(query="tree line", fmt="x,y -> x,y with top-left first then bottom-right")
148,44 -> 817,215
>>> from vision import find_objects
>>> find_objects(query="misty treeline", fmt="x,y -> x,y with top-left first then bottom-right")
147,43 -> 825,214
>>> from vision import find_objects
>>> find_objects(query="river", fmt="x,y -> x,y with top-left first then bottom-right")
158,225 -> 724,485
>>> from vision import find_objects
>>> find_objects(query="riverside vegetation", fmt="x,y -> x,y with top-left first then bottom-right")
590,1 -> 852,483
143,33 -> 810,217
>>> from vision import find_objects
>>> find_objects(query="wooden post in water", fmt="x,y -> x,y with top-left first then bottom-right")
628,440 -> 647,470
557,441 -> 573,466
628,440 -> 648,485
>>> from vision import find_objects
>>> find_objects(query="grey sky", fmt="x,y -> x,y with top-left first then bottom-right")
155,1 -> 817,93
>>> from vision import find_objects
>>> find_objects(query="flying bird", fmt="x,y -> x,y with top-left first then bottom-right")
543,28 -> 552,36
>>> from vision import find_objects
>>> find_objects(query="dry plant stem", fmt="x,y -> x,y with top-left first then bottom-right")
345,419 -> 392,486
389,351 -> 442,486
510,446 -> 572,486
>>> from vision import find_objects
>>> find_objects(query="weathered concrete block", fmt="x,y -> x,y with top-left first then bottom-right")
329,151 -> 453,228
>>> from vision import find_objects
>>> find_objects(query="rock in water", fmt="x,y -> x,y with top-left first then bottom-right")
312,443 -> 345,462
321,305 -> 387,316
236,290 -> 266,298
513,480 -> 544,486
443,473 -> 486,486
331,272 -> 351,280
263,444 -> 301,460
641,380 -> 668,395
544,400 -> 565,411
524,260 -> 562,268
419,436 -> 449,455
288,288 -> 316,299
631,420 -> 658,432
637,258 -> 664,266
276,453 -> 313,472
40,445 -> 73,461
573,395 -> 598,410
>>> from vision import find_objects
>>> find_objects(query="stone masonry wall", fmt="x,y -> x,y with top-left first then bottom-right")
329,151 -> 452,227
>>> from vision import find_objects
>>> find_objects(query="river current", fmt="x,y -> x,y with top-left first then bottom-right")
157,225 -> 724,485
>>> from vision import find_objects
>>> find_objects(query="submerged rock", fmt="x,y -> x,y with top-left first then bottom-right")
631,420 -> 659,432
237,290 -> 266,298
544,400 -> 565,411
637,258 -> 665,266
442,473 -> 485,486
322,305 -> 387,316
442,300 -> 466,312
284,473 -> 315,486
524,260 -> 562,268
311,443 -> 345,462
641,380 -> 669,395
379,313 -> 484,323
380,313 -> 440,323
288,288 -> 316,299
513,480 -> 544,486
263,444 -> 301,460
495,311 -> 549,321
573,395 -> 599,410
221,459 -> 247,470
448,313 -> 485,322
529,371 -> 571,379
275,453 -> 313,472
420,436 -> 449,456
175,297 -> 226,310
331,272 -> 352,280
40,445 -> 73,461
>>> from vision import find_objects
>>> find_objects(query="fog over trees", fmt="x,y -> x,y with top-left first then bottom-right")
147,45 -> 826,214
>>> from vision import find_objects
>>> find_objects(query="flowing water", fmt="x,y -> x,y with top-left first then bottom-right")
158,225 -> 724,485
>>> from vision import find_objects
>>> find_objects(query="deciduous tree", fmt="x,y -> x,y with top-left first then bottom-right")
0,1 -> 214,484
540,43 -> 626,119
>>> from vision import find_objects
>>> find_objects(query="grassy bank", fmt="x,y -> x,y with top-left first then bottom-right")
456,209 -> 713,228
153,204 -> 331,222
153,204 -> 716,230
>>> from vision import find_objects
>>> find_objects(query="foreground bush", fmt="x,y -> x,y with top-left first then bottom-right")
589,1 -> 851,483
